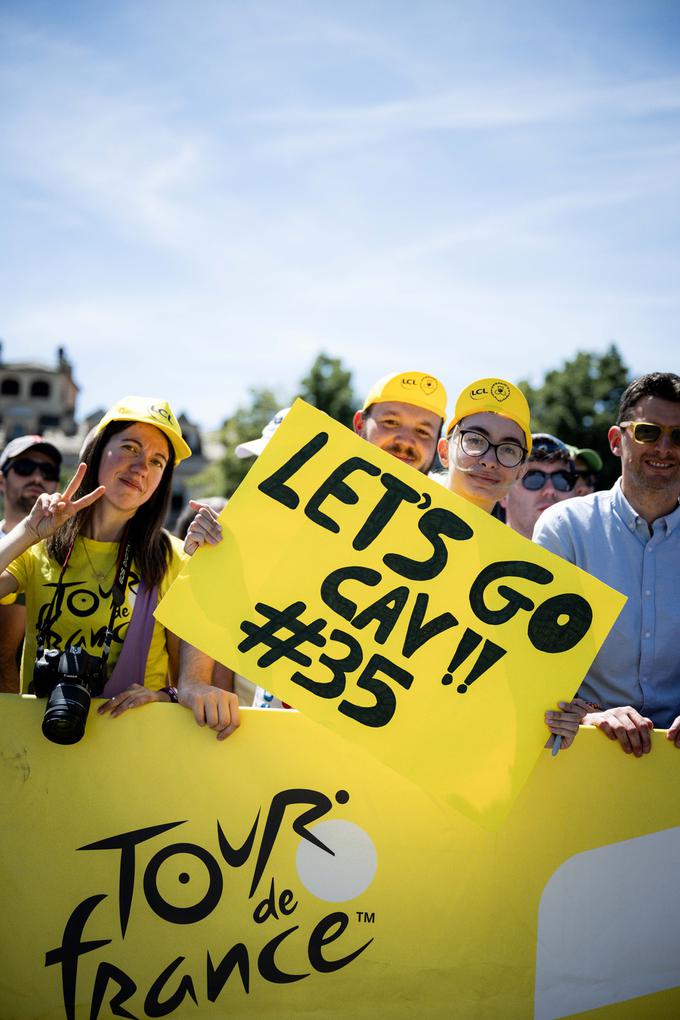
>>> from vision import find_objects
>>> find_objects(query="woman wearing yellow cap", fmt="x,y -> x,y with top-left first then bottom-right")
0,396 -> 223,744
437,377 -> 532,512
438,377 -> 589,752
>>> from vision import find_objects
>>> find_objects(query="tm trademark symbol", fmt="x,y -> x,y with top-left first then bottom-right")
356,910 -> 375,924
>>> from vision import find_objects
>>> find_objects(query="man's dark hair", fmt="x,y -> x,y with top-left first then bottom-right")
529,433 -> 572,465
617,373 -> 680,424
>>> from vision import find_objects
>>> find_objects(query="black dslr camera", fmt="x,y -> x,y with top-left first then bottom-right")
32,646 -> 107,745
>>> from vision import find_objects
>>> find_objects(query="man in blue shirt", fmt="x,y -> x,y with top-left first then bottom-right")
534,372 -> 680,757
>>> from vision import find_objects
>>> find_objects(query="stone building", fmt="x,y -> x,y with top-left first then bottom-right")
0,343 -> 78,441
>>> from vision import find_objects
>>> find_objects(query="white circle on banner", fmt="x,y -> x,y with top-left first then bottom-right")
295,820 -> 377,902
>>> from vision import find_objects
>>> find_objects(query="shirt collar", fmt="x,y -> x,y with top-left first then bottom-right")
611,477 -> 680,535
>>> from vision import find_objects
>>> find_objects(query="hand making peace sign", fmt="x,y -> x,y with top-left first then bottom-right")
24,462 -> 106,542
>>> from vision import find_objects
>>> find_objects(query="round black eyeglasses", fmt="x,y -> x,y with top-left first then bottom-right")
456,429 -> 527,468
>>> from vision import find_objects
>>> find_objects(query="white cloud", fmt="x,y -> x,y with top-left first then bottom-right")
1,2 -> 678,427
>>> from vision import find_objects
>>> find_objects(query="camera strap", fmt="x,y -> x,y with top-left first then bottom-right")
100,531 -> 134,669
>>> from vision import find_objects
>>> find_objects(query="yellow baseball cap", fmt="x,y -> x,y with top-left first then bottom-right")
362,371 -> 447,421
95,396 -> 192,464
445,378 -> 532,454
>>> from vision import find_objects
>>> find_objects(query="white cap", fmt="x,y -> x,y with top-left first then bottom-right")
235,408 -> 291,459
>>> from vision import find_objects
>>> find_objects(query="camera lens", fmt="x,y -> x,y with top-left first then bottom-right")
41,682 -> 91,745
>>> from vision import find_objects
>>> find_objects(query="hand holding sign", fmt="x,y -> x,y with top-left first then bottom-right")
183,500 -> 223,555
544,697 -> 591,751
156,401 -> 626,826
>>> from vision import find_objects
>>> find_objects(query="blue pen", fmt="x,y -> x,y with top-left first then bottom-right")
551,734 -> 562,757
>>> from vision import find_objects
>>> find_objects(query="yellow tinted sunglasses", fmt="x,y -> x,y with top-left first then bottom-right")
620,421 -> 680,447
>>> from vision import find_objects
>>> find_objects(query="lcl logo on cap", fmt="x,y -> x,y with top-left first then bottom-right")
470,381 -> 510,403
399,375 -> 438,394
490,382 -> 510,402
150,404 -> 175,425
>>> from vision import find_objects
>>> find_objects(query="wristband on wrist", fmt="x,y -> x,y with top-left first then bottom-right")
159,685 -> 178,703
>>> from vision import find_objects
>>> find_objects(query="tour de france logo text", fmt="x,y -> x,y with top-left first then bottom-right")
45,788 -> 376,1019
36,570 -> 141,652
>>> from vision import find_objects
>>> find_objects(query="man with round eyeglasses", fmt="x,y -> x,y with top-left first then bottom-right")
0,435 -> 62,692
501,433 -> 577,540
534,372 -> 680,758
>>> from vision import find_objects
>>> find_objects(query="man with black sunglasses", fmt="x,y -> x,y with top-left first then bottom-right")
501,433 -> 577,540
534,372 -> 680,758
0,435 -> 62,691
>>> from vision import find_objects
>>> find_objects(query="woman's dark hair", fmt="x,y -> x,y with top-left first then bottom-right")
46,420 -> 176,587
617,373 -> 680,424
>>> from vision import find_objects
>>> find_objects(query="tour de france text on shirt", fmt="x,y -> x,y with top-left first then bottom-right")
235,432 -> 594,727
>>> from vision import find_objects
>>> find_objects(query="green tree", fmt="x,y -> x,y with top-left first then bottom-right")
199,353 -> 358,499
519,345 -> 631,487
298,352 -> 357,428
219,388 -> 281,496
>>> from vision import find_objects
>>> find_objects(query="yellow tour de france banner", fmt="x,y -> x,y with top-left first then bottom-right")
157,399 -> 626,827
1,699 -> 680,1020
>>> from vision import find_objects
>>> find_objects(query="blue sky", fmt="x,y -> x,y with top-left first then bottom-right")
2,0 -> 679,428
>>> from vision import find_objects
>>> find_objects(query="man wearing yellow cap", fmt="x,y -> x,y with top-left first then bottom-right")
353,371 -> 447,475
438,378 -> 532,511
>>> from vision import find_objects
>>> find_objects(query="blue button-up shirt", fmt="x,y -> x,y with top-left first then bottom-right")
533,480 -> 680,727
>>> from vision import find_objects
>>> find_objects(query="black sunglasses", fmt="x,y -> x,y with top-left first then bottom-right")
6,457 -> 60,482
521,468 -> 576,493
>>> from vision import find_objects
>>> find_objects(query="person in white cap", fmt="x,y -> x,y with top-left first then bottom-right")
0,435 -> 63,691
235,408 -> 291,459
0,435 -> 63,535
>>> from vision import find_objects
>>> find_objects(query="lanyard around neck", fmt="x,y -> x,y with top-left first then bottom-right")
36,526 -> 134,668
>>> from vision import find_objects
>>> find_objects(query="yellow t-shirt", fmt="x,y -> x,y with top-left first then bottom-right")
7,534 -> 185,693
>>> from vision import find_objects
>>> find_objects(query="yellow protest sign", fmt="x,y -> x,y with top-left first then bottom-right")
1,699 -> 680,1020
156,400 -> 625,826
